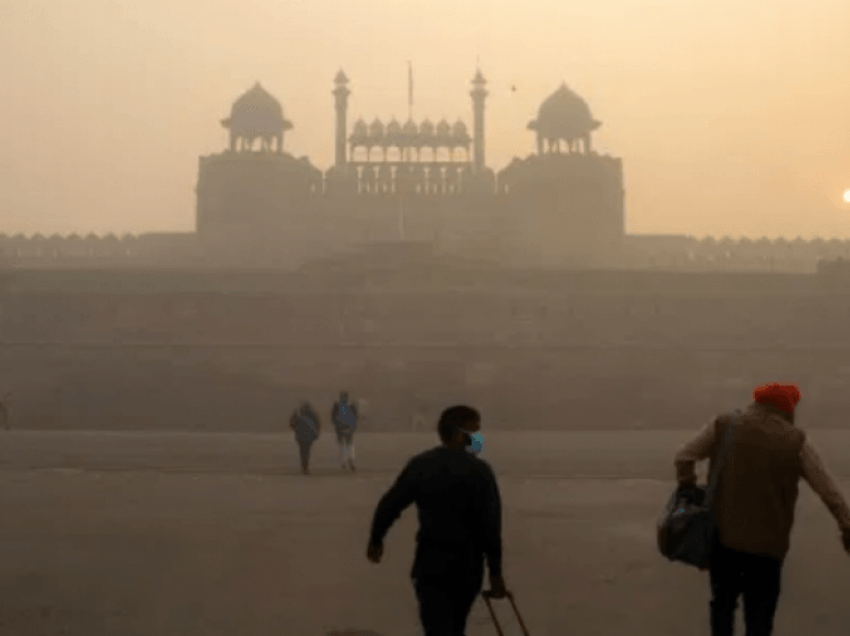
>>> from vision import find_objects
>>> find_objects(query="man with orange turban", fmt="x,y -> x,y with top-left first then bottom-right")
673,383 -> 850,636
752,383 -> 801,416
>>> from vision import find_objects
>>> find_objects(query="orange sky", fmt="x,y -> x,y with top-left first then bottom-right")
1,0 -> 849,239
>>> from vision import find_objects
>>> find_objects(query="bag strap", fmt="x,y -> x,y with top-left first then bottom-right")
300,412 -> 317,436
704,410 -> 740,508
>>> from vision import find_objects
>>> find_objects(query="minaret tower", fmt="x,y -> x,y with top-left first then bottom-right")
470,69 -> 488,174
333,69 -> 350,171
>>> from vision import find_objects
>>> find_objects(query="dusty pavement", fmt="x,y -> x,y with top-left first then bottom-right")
0,430 -> 849,636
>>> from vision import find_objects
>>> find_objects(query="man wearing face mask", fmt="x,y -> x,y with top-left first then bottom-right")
366,405 -> 508,636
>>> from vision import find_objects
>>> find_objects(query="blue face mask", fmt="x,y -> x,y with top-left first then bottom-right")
454,425 -> 485,455
456,430 -> 484,456
466,432 -> 485,455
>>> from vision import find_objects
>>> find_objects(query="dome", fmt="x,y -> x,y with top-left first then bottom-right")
385,118 -> 402,147
527,82 -> 601,141
386,118 -> 402,135
369,117 -> 384,145
419,119 -> 435,147
368,118 -> 385,140
350,118 -> 369,145
452,120 -> 470,144
401,119 -> 419,147
222,82 -> 291,136
433,119 -> 452,149
232,82 -> 282,118
435,119 -> 452,148
402,119 -> 418,135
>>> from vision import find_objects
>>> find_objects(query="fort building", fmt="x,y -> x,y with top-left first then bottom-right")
195,69 -> 624,270
1,68 -> 847,273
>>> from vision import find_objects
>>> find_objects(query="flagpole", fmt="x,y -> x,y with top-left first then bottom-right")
401,60 -> 410,238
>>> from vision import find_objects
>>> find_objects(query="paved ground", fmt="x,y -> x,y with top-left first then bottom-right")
1,430 -> 849,636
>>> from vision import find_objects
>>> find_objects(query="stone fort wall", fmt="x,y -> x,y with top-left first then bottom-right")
2,270 -> 850,431
1,272 -> 847,348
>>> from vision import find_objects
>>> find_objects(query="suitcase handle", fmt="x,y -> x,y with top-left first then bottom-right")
481,590 -> 530,636
482,590 -> 513,599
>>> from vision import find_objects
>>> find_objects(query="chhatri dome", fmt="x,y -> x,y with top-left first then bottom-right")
221,82 -> 293,153
527,82 -> 601,151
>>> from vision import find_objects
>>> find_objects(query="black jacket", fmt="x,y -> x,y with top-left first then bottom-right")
331,401 -> 359,435
290,407 -> 320,442
368,446 -> 502,579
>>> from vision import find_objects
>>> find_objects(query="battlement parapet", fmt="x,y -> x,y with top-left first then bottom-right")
624,234 -> 850,273
0,232 -> 196,264
0,233 -> 137,258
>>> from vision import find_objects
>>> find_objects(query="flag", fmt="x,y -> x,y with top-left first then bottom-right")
408,61 -> 413,117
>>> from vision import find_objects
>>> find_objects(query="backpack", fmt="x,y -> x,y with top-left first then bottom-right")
336,401 -> 357,428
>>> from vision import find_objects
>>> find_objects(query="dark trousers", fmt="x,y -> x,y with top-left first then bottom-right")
296,438 -> 313,469
412,549 -> 484,636
709,537 -> 784,636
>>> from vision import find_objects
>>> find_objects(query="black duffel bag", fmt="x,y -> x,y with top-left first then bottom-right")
657,411 -> 739,569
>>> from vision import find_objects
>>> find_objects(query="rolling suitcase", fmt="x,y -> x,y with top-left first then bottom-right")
481,591 -> 530,636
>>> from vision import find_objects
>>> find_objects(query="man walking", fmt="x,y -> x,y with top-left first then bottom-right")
366,405 -> 508,636
675,382 -> 850,636
290,401 -> 321,475
332,391 -> 358,472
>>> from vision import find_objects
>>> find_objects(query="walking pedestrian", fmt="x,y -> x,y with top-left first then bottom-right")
290,402 -> 321,475
366,405 -> 508,636
332,391 -> 358,471
674,382 -> 850,636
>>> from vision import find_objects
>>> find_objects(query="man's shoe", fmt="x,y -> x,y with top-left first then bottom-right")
348,460 -> 356,472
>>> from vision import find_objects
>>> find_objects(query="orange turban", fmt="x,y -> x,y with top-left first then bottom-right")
753,383 -> 801,415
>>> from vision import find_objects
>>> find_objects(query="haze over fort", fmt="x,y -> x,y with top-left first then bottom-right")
1,0 -> 849,241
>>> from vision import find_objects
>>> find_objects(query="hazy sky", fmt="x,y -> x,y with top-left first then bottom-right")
1,0 -> 849,239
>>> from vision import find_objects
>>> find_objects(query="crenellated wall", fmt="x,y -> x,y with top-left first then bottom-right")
3,229 -> 849,273
623,234 -> 850,273
0,232 -> 198,268
0,233 -> 138,259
